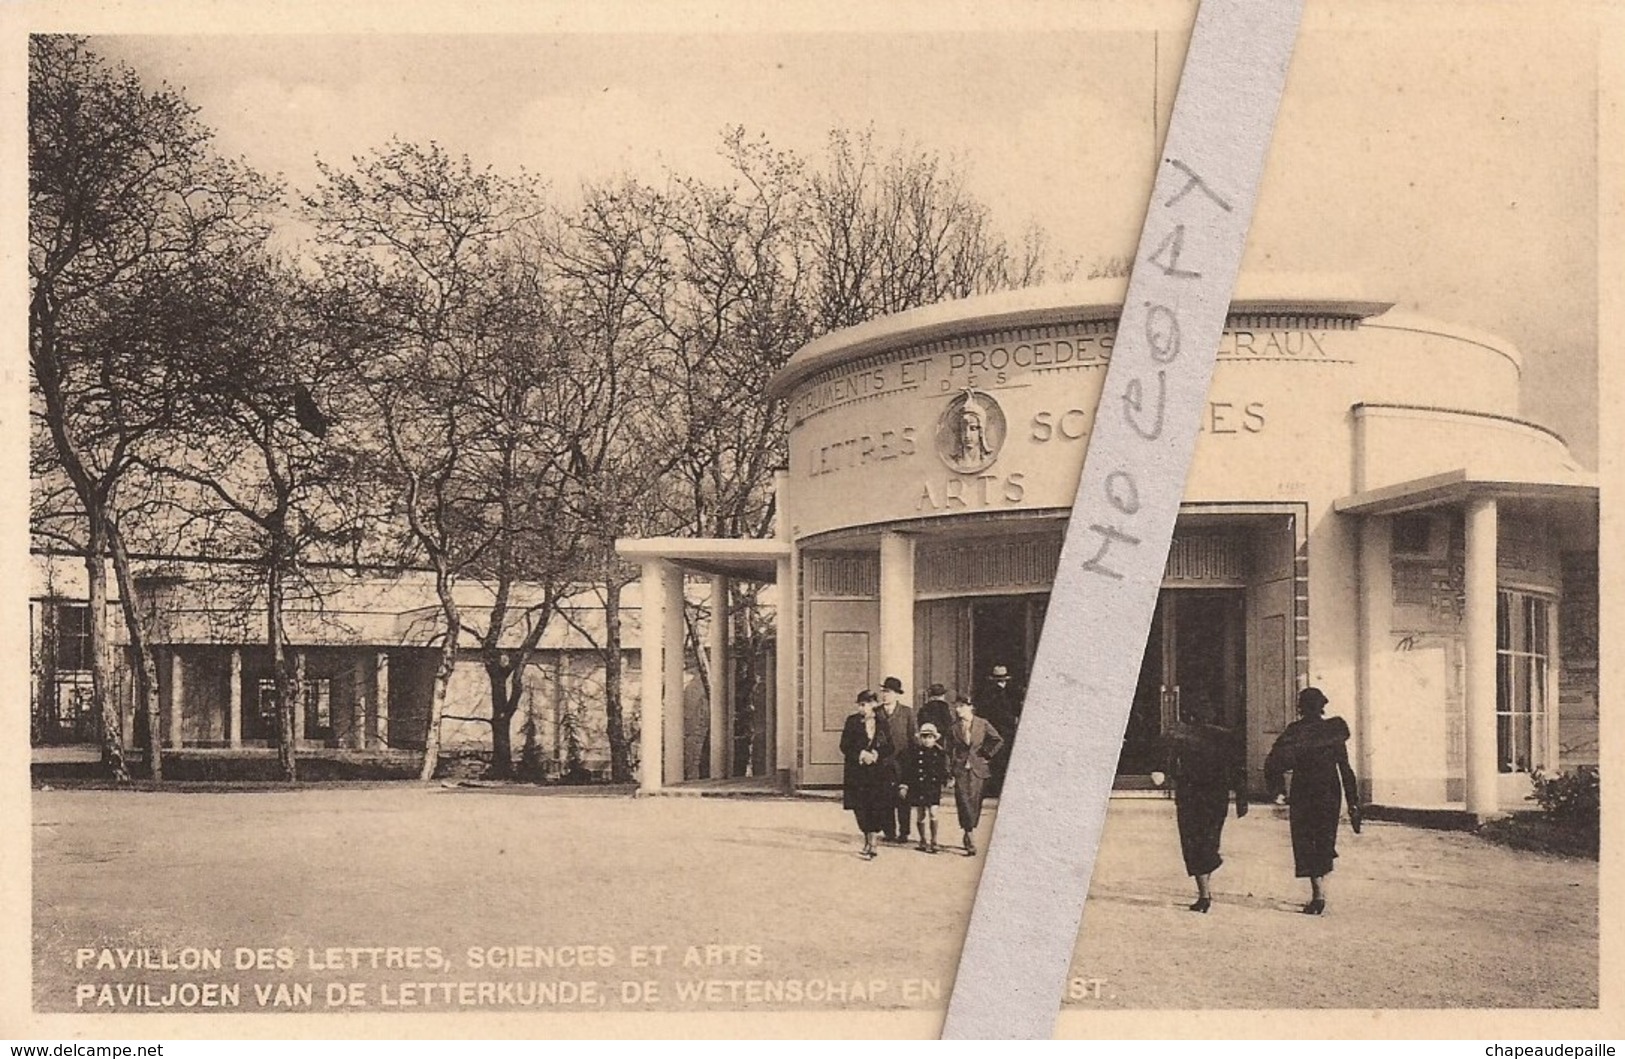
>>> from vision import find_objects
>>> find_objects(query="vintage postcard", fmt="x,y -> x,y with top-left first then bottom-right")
2,0 -> 1619,1041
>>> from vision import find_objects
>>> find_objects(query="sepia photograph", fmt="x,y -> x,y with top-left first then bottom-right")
6,0 -> 1615,1040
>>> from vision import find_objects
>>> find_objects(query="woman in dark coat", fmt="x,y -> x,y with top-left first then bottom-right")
1159,697 -> 1248,913
841,690 -> 895,860
1264,686 -> 1362,914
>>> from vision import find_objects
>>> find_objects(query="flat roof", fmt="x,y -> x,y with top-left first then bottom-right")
1334,468 -> 1599,517
767,275 -> 1397,398
615,537 -> 789,582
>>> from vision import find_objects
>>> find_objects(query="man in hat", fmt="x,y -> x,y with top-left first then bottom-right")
979,663 -> 1024,793
917,682 -> 954,745
876,676 -> 916,843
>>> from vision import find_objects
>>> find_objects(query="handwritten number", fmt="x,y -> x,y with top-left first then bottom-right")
1163,158 -> 1232,212
1121,371 -> 1167,441
1147,225 -> 1200,280
1144,303 -> 1181,364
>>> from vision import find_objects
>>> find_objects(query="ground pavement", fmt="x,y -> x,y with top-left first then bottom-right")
31,787 -> 1597,1013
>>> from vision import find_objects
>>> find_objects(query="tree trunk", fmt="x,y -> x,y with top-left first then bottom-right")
418,579 -> 460,782
267,543 -> 299,782
83,517 -> 128,783
602,575 -> 631,783
107,520 -> 161,782
485,659 -> 517,779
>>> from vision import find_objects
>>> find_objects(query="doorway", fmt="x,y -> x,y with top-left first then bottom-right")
1121,589 -> 1247,778
941,588 -> 1249,784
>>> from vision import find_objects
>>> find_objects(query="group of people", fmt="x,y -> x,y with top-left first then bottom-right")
1161,686 -> 1362,915
840,678 -> 1005,860
841,673 -> 1363,917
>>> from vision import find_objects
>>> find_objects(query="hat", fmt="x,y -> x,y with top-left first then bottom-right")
918,723 -> 940,739
991,665 -> 1010,679
1297,686 -> 1329,714
927,682 -> 950,699
954,694 -> 974,707
856,689 -> 878,704
881,676 -> 904,693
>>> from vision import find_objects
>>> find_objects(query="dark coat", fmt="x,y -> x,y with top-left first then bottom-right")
1165,722 -> 1248,877
840,711 -> 895,811
979,680 -> 1024,737
898,744 -> 949,806
917,698 -> 954,741
877,702 -> 916,779
1265,715 -> 1359,877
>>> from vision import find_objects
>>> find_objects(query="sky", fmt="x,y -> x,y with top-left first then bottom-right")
83,5 -> 1601,465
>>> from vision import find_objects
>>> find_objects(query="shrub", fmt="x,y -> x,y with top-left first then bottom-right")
1530,766 -> 1600,830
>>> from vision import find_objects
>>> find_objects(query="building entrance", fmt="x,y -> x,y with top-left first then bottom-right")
962,589 -> 1246,784
1121,589 -> 1247,779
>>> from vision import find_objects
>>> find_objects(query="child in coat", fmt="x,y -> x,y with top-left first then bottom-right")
898,722 -> 951,853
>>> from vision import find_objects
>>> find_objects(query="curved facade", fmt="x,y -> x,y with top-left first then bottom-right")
622,279 -> 1598,816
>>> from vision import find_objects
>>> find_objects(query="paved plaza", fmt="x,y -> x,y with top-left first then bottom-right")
32,787 -> 1597,1013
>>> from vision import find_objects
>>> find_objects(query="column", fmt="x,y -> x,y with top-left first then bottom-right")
166,649 -> 184,749
228,649 -> 243,749
374,652 -> 391,749
292,649 -> 306,745
663,563 -> 687,785
774,549 -> 797,785
708,575 -> 730,780
1464,497 -> 1500,818
352,655 -> 369,750
638,559 -> 669,794
879,532 -> 916,690
1354,517 -> 1388,800
772,470 -> 795,786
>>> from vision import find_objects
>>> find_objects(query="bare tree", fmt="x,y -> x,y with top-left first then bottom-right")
29,35 -> 278,780
138,257 -> 365,782
306,141 -> 613,780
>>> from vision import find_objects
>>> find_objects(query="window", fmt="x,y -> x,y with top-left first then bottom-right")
255,676 -> 333,737
50,604 -> 92,672
1393,513 -> 1447,559
1496,590 -> 1552,773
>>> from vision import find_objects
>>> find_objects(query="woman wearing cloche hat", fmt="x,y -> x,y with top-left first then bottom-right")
1264,686 -> 1363,914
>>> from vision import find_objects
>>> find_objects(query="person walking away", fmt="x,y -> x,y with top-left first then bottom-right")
917,683 -> 954,745
876,676 -> 916,843
1264,686 -> 1362,914
947,696 -> 1005,856
898,722 -> 950,853
1157,695 -> 1249,913
841,690 -> 895,860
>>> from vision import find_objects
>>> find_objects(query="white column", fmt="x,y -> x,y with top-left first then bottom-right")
638,559 -> 668,794
663,563 -> 687,785
1464,497 -> 1500,817
374,652 -> 390,749
772,470 -> 796,786
879,532 -> 916,690
166,649 -> 184,749
352,655 -> 369,749
774,549 -> 797,785
228,649 -> 243,749
1354,517 -> 1388,799
708,575 -> 729,780
292,649 -> 306,745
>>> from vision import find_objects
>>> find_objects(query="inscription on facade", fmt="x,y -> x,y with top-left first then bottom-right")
788,330 -> 1332,425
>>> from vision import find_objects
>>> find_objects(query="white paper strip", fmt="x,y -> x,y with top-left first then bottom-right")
941,0 -> 1306,1039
